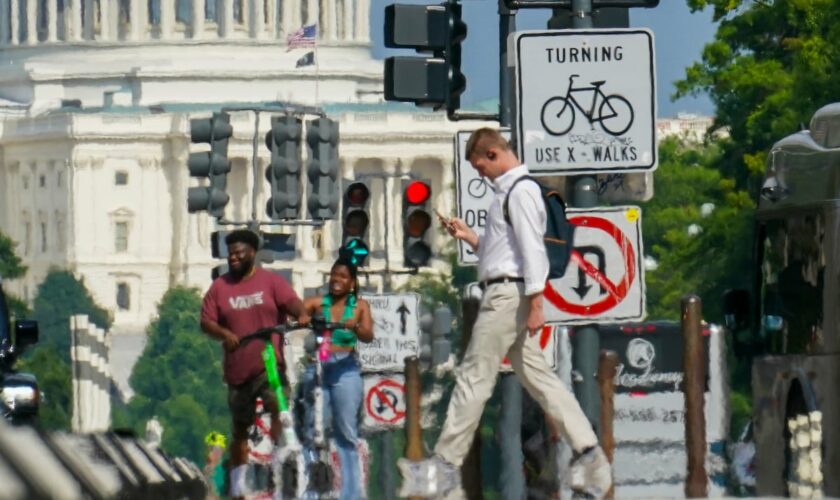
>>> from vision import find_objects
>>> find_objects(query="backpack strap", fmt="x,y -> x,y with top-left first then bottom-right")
503,175 -> 539,226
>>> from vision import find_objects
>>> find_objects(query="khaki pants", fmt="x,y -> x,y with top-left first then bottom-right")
434,282 -> 598,466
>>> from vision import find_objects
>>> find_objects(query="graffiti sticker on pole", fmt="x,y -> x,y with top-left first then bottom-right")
362,375 -> 406,431
544,206 -> 646,324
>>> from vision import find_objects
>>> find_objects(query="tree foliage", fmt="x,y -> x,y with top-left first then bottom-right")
678,0 -> 840,187
0,231 -> 28,319
0,232 -> 26,280
123,286 -> 227,464
17,269 -> 113,430
642,137 -> 754,321
32,270 -> 112,355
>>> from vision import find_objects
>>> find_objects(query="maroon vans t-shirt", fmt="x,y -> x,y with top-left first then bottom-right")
201,267 -> 299,385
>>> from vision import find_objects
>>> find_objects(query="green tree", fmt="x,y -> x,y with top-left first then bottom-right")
0,231 -> 26,280
0,231 -> 29,319
123,286 -> 227,464
32,270 -> 112,354
678,0 -> 840,187
17,269 -> 112,430
642,137 -> 754,321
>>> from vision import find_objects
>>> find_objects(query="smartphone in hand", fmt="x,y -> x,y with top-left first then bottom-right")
434,209 -> 456,233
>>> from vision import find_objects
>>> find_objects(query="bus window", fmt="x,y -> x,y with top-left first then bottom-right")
759,213 -> 825,354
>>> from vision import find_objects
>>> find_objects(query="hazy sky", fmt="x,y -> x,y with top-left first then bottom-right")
369,1 -> 717,118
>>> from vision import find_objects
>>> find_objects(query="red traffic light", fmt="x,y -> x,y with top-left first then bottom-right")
405,181 -> 431,205
346,182 -> 370,206
406,210 -> 431,238
344,210 -> 370,238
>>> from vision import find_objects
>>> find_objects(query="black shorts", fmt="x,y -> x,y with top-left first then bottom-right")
227,371 -> 285,439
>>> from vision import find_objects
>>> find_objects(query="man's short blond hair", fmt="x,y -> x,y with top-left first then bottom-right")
465,128 -> 511,160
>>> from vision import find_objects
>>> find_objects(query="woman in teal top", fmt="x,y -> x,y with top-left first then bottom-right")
300,255 -> 373,499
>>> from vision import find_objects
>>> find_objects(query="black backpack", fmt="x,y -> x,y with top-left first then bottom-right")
503,176 -> 575,279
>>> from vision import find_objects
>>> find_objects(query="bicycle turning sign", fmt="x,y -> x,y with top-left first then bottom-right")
514,29 -> 657,175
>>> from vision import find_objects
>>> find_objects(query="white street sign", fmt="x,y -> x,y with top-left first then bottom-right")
362,374 -> 406,431
544,206 -> 645,324
514,29 -> 657,174
357,293 -> 420,372
454,129 -> 511,265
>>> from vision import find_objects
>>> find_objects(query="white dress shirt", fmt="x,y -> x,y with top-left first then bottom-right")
477,164 -> 548,295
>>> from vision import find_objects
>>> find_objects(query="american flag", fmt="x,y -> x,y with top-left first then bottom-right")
287,24 -> 317,51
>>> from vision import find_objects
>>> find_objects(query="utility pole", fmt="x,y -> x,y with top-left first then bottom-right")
495,1 -> 528,498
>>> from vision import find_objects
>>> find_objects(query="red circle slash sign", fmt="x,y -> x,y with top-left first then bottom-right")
544,215 -> 636,316
365,379 -> 406,424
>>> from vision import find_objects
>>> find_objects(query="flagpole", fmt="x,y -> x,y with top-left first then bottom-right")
314,32 -> 320,105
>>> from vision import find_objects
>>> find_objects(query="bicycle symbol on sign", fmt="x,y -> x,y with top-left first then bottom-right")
540,74 -> 634,137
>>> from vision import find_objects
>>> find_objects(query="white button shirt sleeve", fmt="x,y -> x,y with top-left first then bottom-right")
508,181 -> 549,295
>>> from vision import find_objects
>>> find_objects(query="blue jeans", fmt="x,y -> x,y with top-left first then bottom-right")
298,352 -> 363,499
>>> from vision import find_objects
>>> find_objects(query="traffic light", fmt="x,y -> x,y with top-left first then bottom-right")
265,115 -> 303,220
341,181 -> 371,265
306,117 -> 340,220
383,3 -> 466,115
432,306 -> 452,366
187,112 -> 233,217
402,179 -> 433,268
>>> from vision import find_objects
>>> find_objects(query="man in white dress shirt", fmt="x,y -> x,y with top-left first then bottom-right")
399,128 -> 612,498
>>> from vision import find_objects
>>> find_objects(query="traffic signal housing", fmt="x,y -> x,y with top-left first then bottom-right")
265,115 -> 303,220
383,3 -> 466,115
187,112 -> 233,217
306,117 -> 340,220
341,181 -> 371,265
402,179 -> 433,268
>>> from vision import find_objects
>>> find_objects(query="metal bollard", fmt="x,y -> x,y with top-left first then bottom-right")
404,356 -> 423,500
681,295 -> 708,498
597,349 -> 619,499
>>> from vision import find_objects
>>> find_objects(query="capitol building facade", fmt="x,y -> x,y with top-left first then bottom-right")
0,0 -> 484,333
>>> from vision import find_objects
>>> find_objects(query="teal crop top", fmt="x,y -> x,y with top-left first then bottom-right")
322,294 -> 357,348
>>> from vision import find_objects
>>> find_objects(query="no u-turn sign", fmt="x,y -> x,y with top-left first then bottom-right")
544,206 -> 646,324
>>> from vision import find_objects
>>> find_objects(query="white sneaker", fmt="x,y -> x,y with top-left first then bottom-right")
397,455 -> 462,498
567,446 -> 612,499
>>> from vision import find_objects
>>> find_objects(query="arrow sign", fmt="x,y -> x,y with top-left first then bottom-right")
356,293 -> 420,372
572,245 -> 607,299
396,302 -> 410,336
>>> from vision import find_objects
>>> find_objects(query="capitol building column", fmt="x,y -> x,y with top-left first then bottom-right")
342,0 -> 352,40
25,0 -> 36,44
47,0 -> 58,42
281,0 -> 294,38
190,0 -> 205,38
160,0 -> 175,38
99,0 -> 111,40
355,0 -> 369,42
247,0 -> 263,38
67,0 -> 83,41
129,0 -> 146,40
219,0 -> 234,38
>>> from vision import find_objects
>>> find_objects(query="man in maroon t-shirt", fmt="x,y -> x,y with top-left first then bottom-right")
200,229 -> 309,498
